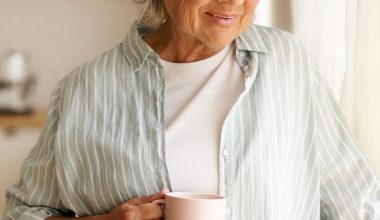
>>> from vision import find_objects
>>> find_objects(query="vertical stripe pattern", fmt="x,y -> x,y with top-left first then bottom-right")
3,22 -> 380,220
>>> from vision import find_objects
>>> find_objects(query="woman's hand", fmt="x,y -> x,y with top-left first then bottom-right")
47,188 -> 168,220
103,188 -> 168,220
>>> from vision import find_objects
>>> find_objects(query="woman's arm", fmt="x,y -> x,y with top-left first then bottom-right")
3,83 -> 74,219
313,68 -> 380,219
47,189 -> 167,220
48,216 -> 105,220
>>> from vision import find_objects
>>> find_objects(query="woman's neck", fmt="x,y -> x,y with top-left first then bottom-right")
142,22 -> 224,63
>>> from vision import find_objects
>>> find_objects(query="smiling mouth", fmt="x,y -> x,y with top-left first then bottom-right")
205,12 -> 235,20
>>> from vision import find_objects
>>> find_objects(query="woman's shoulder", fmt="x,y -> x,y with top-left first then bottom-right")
239,24 -> 318,85
60,43 -> 130,88
240,23 -> 314,60
245,24 -> 300,47
50,43 -> 130,106
67,45 -> 126,81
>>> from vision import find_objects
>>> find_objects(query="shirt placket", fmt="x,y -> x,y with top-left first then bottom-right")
218,49 -> 260,220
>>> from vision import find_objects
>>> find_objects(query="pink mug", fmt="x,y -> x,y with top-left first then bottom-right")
153,192 -> 227,220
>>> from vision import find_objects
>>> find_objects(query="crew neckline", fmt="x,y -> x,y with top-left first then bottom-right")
161,43 -> 233,74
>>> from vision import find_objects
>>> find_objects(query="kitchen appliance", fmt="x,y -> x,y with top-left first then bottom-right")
0,51 -> 35,114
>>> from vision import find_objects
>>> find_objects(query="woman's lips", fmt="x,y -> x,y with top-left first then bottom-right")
206,12 -> 234,19
205,12 -> 238,26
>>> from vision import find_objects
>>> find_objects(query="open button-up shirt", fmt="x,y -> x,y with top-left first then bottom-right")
4,22 -> 380,220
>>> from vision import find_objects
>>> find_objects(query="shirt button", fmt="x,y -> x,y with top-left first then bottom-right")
239,51 -> 245,58
223,150 -> 229,157
226,208 -> 231,215
243,65 -> 249,73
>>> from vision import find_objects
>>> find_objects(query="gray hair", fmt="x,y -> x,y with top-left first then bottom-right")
133,0 -> 167,29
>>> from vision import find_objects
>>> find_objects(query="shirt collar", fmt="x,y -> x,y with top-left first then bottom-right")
122,22 -> 159,71
235,23 -> 268,53
122,21 -> 268,70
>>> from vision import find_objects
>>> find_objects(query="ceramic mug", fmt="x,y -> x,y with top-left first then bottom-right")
153,192 -> 227,220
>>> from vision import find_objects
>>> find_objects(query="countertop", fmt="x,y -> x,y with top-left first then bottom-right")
0,110 -> 47,129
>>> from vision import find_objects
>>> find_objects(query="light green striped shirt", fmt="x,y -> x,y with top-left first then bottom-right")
4,22 -> 380,220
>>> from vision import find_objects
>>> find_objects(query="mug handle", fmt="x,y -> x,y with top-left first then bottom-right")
152,199 -> 165,205
152,199 -> 166,214
152,199 -> 166,220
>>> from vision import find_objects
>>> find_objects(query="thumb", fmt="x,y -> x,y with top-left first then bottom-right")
126,188 -> 169,206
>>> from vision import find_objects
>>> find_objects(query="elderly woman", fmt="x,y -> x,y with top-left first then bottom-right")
3,0 -> 380,219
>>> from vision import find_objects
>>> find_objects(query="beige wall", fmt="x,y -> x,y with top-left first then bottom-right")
0,0 -> 138,108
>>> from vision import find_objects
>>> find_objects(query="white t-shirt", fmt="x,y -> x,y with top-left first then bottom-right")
163,43 -> 244,194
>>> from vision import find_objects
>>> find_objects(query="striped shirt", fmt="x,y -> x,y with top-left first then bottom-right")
3,22 -> 380,220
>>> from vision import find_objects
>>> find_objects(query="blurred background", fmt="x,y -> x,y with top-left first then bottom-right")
0,0 -> 379,214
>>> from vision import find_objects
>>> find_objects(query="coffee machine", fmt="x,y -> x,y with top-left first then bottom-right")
0,51 -> 35,114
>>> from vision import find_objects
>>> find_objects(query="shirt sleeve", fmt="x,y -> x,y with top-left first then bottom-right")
313,67 -> 380,219
3,82 -> 75,220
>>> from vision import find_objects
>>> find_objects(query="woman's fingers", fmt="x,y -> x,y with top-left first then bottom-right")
126,188 -> 169,206
136,203 -> 164,219
118,203 -> 163,220
105,189 -> 168,219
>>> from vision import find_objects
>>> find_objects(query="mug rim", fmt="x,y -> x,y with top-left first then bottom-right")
166,192 -> 225,201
